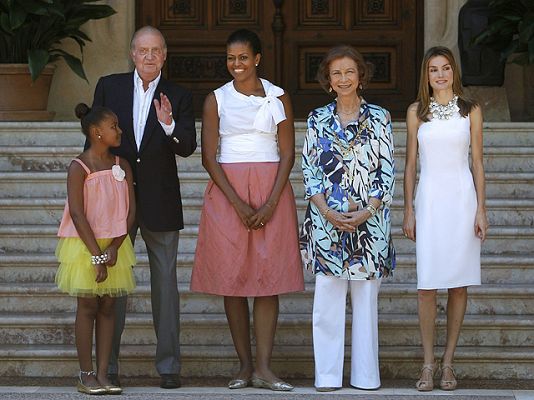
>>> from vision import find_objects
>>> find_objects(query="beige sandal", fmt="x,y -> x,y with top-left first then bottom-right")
440,364 -> 457,391
415,362 -> 437,392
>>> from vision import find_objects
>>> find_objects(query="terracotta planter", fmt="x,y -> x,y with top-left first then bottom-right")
0,64 -> 56,121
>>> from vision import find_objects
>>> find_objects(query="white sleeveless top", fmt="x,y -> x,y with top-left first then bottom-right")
214,78 -> 286,163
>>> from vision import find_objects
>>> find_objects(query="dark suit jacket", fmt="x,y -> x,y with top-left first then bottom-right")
92,72 -> 197,231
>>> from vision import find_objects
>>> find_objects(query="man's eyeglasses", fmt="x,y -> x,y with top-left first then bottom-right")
136,48 -> 163,57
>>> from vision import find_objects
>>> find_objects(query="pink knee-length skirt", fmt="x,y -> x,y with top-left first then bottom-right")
191,162 -> 304,297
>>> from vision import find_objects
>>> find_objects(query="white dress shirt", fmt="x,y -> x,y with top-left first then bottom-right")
132,70 -> 175,150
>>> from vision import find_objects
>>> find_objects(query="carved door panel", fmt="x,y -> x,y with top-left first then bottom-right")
136,0 -> 278,117
283,0 -> 423,118
136,0 -> 423,119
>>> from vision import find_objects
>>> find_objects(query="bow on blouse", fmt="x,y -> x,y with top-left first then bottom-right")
251,84 -> 286,133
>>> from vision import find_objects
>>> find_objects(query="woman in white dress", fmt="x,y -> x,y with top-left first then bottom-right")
403,46 -> 488,391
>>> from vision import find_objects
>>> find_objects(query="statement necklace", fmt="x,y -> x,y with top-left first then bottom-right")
429,95 -> 459,120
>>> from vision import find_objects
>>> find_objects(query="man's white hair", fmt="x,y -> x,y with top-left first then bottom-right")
130,26 -> 167,50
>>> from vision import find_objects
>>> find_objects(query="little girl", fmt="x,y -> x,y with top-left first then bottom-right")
55,103 -> 136,395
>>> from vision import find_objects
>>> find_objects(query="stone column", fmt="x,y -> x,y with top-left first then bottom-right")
424,0 -> 467,55
48,0 -> 135,120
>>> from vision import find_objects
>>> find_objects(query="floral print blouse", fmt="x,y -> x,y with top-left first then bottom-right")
299,99 -> 396,280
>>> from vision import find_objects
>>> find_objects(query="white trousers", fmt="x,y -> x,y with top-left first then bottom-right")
313,275 -> 381,389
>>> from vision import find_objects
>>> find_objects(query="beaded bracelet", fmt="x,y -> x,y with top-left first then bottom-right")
91,253 -> 109,265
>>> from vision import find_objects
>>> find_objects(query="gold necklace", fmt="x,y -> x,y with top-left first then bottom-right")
332,119 -> 369,157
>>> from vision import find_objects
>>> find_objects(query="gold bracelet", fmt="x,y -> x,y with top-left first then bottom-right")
365,203 -> 377,217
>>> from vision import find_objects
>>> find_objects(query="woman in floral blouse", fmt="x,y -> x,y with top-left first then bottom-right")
300,45 -> 395,391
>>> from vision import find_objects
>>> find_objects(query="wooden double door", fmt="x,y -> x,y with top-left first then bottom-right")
136,0 -> 424,119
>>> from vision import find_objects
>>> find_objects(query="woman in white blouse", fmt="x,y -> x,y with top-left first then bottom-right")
191,29 -> 304,391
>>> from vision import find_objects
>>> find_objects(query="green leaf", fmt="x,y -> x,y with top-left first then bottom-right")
519,0 -> 534,11
71,4 -> 116,21
1,0 -> 115,79
17,0 -> 49,15
8,3 -> 27,29
51,48 -> 87,82
0,1 -> 9,13
70,28 -> 90,41
519,18 -> 534,43
502,15 -> 522,22
0,13 -> 12,34
27,48 -> 49,81
43,0 -> 65,18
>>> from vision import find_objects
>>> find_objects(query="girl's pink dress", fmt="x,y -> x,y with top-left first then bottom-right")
55,157 -> 136,297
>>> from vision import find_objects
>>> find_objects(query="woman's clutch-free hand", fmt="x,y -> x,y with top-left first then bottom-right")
402,210 -> 416,241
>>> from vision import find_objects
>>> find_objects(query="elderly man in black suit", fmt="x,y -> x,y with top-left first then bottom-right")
91,25 -> 196,389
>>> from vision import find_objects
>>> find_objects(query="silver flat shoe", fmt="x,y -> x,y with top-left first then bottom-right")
77,371 -> 107,395
251,375 -> 293,391
228,378 -> 249,389
103,384 -> 123,394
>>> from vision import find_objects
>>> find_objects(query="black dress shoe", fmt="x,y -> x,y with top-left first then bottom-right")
107,373 -> 121,387
160,374 -> 181,389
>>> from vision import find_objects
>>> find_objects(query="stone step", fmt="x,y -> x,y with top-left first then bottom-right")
1,196 -> 533,227
1,312 -> 532,350
1,252 -> 533,285
0,343 -> 532,380
1,283 -> 533,315
2,121 -> 534,146
1,123 -> 533,382
2,143 -> 534,173
0,223 -> 531,255
1,171 -> 532,199
0,123 -> 85,146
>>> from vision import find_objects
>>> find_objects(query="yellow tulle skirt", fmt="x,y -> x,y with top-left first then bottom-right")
55,237 -> 136,298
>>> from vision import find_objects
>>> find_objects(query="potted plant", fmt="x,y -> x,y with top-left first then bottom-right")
474,0 -> 534,120
474,0 -> 534,65
0,0 -> 116,120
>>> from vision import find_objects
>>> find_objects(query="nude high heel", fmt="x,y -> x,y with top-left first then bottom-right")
415,362 -> 437,392
440,363 -> 457,391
